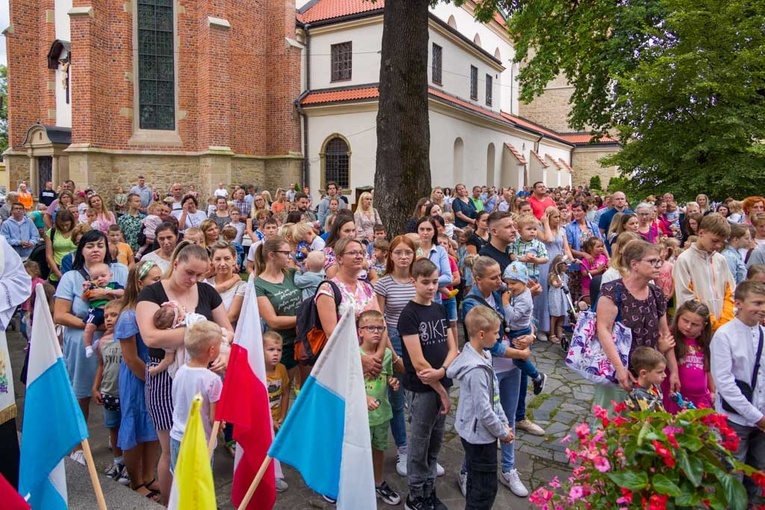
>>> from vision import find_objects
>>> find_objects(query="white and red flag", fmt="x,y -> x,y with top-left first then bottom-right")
215,277 -> 279,509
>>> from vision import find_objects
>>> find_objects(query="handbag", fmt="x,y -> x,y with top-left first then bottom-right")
565,284 -> 632,385
721,328 -> 763,414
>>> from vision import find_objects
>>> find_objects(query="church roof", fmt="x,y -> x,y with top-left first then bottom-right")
298,0 -> 385,24
558,132 -> 620,145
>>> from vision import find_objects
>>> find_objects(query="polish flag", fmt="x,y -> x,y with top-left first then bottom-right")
215,277 -> 277,510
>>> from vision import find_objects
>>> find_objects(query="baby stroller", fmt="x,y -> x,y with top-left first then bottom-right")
560,284 -> 578,352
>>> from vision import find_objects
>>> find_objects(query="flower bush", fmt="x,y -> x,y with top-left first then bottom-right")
530,403 -> 765,510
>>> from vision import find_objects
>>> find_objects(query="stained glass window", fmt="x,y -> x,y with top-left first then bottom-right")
325,138 -> 349,190
486,74 -> 493,106
470,66 -> 478,100
432,44 -> 442,85
138,0 -> 175,130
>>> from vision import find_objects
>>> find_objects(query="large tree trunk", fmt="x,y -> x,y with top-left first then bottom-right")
374,0 -> 432,236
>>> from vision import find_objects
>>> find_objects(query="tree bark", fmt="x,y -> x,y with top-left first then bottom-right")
374,0 -> 432,236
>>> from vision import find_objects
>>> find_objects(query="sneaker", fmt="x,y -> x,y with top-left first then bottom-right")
117,465 -> 130,486
536,331 -> 549,342
429,490 -> 448,510
457,470 -> 467,498
396,453 -> 407,476
533,373 -> 547,395
436,462 -> 445,477
105,463 -> 122,481
404,495 -> 430,510
321,494 -> 337,504
500,469 -> 529,497
376,481 -> 402,505
69,450 -> 86,466
275,478 -> 288,493
516,418 -> 546,436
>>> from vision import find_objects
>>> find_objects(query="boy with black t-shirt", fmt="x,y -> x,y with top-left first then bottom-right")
398,259 -> 458,510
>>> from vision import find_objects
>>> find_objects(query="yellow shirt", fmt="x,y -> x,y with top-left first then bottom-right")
266,364 -> 289,423
114,242 -> 134,267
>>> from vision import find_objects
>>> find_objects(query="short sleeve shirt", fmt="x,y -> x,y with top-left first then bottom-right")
267,364 -> 290,422
374,275 -> 417,331
398,301 -> 452,393
599,279 -> 667,354
364,348 -> 393,426
316,278 -> 377,319
254,269 -> 302,346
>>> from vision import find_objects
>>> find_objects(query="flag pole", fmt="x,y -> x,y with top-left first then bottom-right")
80,439 -> 108,510
237,455 -> 273,510
208,420 -> 221,458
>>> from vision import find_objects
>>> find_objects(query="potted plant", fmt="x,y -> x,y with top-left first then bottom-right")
530,404 -> 765,510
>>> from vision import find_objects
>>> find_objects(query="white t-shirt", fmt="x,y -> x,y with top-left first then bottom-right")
214,188 -> 229,199
309,236 -> 326,251
204,278 -> 246,311
170,365 -> 222,443
140,251 -> 171,274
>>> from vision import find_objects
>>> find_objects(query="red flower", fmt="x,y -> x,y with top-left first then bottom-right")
613,401 -> 628,413
752,472 -> 765,490
648,493 -> 669,510
612,415 -> 628,427
652,440 -> 676,468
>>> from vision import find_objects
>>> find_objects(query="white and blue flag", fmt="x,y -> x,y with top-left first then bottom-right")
19,284 -> 88,509
268,309 -> 375,509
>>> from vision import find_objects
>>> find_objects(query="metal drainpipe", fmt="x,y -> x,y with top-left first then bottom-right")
294,23 -> 312,188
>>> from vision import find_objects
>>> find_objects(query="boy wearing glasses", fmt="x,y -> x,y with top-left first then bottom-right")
674,213 -> 736,331
358,310 -> 404,505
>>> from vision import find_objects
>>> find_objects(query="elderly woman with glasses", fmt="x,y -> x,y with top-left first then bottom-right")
595,240 -> 679,409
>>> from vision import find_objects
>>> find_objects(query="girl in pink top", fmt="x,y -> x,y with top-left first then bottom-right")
579,237 -> 608,304
661,300 -> 714,413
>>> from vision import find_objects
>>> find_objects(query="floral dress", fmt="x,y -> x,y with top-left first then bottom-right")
316,277 -> 377,319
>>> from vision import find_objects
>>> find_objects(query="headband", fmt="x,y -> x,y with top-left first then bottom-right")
138,260 -> 157,280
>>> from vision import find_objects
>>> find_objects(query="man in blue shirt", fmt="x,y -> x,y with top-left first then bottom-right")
0,202 -> 40,260
597,191 -> 632,236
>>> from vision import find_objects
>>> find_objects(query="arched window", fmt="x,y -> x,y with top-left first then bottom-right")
453,137 -> 464,183
324,136 -> 350,190
137,0 -> 175,131
494,47 -> 501,60
473,34 -> 482,48
447,15 -> 457,29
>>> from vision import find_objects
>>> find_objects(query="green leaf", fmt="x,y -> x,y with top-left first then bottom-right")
652,473 -> 682,497
606,470 -> 649,491
719,474 -> 748,510
677,434 -> 704,452
675,489 -> 702,507
677,450 -> 703,487
637,421 -> 651,447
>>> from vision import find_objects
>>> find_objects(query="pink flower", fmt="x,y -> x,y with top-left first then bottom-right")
575,422 -> 590,440
662,425 -> 683,435
550,476 -> 561,488
593,405 -> 608,419
561,434 -> 571,444
529,487 -> 553,506
569,485 -> 584,501
593,456 -> 611,473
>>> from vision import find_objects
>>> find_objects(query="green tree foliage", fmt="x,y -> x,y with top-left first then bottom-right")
464,0 -> 765,200
589,175 -> 602,191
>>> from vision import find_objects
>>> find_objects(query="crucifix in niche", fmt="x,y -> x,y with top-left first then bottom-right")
59,57 -> 70,104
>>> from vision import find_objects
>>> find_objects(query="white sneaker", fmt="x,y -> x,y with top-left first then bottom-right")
436,462 -> 445,477
396,453 -> 407,476
500,469 -> 529,497
516,418 -> 545,436
537,331 -> 549,342
69,450 -> 86,466
457,470 -> 467,498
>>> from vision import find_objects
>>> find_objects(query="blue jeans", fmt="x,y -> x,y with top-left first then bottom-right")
498,369 -> 521,472
387,326 -> 407,449
510,327 -> 538,422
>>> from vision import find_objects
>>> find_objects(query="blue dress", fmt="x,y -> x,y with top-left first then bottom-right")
115,309 -> 158,449
55,263 -> 129,398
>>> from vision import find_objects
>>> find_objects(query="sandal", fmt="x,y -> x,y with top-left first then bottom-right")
144,478 -> 161,493
132,483 -> 161,502
549,335 -> 561,345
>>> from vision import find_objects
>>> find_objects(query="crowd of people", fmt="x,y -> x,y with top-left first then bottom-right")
4,176 -> 765,509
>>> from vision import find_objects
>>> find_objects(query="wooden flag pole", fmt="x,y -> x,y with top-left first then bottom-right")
237,455 -> 273,510
80,439 -> 108,510
208,420 -> 221,458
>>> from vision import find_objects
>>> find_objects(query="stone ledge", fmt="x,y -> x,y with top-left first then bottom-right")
207,17 -> 231,29
68,6 -> 94,18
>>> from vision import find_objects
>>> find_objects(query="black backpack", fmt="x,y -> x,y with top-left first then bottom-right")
294,280 -> 342,365
29,228 -> 55,280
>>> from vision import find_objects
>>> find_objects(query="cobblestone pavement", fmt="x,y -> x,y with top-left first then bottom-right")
10,328 -> 596,509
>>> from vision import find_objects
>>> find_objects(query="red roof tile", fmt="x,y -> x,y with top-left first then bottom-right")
530,150 -> 549,167
558,132 -> 619,144
500,111 -> 569,143
504,143 -> 526,164
300,0 -> 384,23
301,86 -> 380,105
545,154 -> 564,170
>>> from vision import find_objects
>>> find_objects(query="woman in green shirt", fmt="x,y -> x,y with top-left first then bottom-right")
44,209 -> 77,285
254,235 -> 303,387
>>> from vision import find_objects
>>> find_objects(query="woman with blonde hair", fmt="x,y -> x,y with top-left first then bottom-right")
270,188 -> 287,215
88,193 -> 117,232
430,187 -> 449,213
261,190 -> 274,207
354,191 -> 382,242
600,232 -> 641,286
199,219 -> 220,248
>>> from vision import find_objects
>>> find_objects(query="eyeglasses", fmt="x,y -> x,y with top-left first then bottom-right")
360,326 -> 386,333
274,250 -> 291,256
344,250 -> 365,257
641,258 -> 664,267
392,250 -> 414,257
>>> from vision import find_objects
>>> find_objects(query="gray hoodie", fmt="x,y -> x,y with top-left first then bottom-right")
447,343 -> 511,445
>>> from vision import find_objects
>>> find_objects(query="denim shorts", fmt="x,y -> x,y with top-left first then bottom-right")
170,437 -> 214,475
443,297 -> 458,322
103,406 -> 121,429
